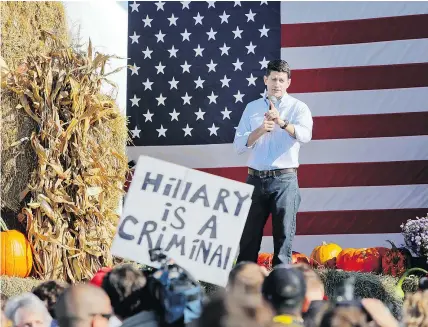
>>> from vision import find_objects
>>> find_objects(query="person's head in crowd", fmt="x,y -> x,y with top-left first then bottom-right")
4,292 -> 52,327
101,264 -> 154,322
319,306 -> 370,327
261,265 -> 306,324
32,280 -> 69,319
402,289 -> 428,327
198,290 -> 273,327
293,263 -> 325,310
292,263 -> 328,326
55,284 -> 112,327
227,262 -> 268,296
2,293 -> 11,327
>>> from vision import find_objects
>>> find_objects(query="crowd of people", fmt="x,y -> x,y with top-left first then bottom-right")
1,260 -> 428,327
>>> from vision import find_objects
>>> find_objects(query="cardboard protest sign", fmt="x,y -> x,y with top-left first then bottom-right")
111,155 -> 254,286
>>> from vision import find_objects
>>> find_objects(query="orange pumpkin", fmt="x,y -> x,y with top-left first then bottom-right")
1,230 -> 33,277
310,242 -> 342,267
336,247 -> 382,273
292,251 -> 311,265
257,252 -> 273,270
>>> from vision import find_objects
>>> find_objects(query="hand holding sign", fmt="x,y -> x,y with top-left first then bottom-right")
111,156 -> 254,287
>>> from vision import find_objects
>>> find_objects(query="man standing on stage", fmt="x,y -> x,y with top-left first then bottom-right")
233,59 -> 313,266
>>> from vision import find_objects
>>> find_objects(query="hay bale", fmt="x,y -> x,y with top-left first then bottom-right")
1,1 -> 68,215
318,269 -> 420,318
0,276 -> 43,298
0,1 -> 68,69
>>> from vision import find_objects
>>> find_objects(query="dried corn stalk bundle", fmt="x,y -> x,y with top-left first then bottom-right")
3,34 -> 129,282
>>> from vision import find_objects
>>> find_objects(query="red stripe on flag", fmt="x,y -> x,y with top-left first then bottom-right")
262,208 -> 427,236
198,161 -> 428,188
281,14 -> 428,47
313,112 -> 428,140
288,63 -> 428,93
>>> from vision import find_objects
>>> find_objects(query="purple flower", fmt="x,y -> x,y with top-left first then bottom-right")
401,214 -> 428,259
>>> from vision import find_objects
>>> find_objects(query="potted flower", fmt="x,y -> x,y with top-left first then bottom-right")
401,214 -> 428,269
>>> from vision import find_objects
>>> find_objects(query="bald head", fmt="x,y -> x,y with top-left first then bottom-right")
55,284 -> 112,327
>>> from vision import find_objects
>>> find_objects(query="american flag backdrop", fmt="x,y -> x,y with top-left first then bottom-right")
125,1 -> 428,255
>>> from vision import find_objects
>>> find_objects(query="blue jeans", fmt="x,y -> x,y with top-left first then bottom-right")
237,172 -> 301,266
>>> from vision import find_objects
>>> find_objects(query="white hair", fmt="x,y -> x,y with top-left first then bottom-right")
4,292 -> 52,327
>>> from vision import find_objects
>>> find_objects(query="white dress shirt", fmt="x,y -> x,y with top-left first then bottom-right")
233,93 -> 313,171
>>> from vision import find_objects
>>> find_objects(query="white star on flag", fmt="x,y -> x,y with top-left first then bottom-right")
155,1 -> 165,11
181,29 -> 191,41
206,28 -> 217,40
156,125 -> 167,137
195,108 -> 206,120
155,30 -> 166,43
129,63 -> 140,75
183,124 -> 193,136
167,14 -> 178,26
169,109 -> 180,121
168,77 -> 179,90
142,15 -> 153,27
143,109 -> 154,122
130,94 -> 141,107
232,26 -> 243,39
232,59 -> 244,71
181,61 -> 191,73
194,76 -> 205,89
233,90 -> 245,103
221,107 -> 232,119
245,42 -> 257,54
181,1 -> 190,9
220,75 -> 231,87
208,123 -> 219,136
156,94 -> 167,106
219,11 -> 230,24
142,46 -> 153,59
129,1 -> 140,12
206,60 -> 217,72
245,9 -> 257,22
193,12 -> 204,25
246,73 -> 258,86
155,62 -> 166,74
219,43 -> 231,56
207,1 -> 216,8
234,1 -> 241,7
142,78 -> 153,90
131,126 -> 141,138
259,24 -> 270,37
259,57 -> 269,69
168,45 -> 178,58
129,32 -> 140,44
182,92 -> 192,105
207,91 -> 218,104
194,44 -> 204,57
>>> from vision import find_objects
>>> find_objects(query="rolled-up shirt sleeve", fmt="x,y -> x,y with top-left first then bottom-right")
293,104 -> 313,144
233,106 -> 255,154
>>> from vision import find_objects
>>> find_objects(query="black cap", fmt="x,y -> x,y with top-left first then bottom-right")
262,265 -> 306,308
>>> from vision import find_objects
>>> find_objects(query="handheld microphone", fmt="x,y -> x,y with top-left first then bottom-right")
266,95 -> 277,132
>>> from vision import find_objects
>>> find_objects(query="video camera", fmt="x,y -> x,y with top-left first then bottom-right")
145,248 -> 203,326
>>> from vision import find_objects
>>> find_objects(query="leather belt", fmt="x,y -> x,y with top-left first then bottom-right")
248,167 -> 297,178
